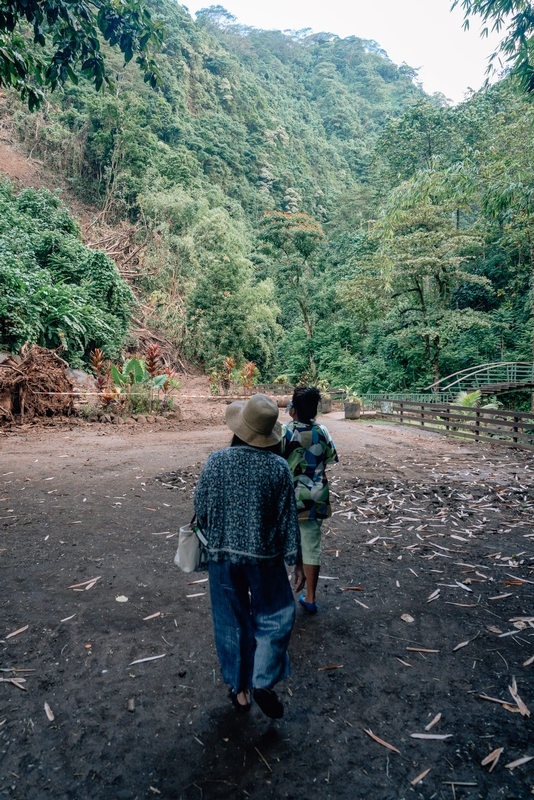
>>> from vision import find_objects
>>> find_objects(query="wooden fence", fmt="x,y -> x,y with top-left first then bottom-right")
379,400 -> 534,451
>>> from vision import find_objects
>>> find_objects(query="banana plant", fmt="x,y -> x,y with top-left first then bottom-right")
111,357 -> 146,387
110,357 -> 168,411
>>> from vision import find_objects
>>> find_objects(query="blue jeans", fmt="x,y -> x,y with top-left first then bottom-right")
208,560 -> 296,694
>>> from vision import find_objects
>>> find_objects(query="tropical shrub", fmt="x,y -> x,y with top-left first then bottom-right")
88,344 -> 180,414
0,180 -> 133,367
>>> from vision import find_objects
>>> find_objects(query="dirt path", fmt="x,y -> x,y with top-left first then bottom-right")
1,413 -> 533,800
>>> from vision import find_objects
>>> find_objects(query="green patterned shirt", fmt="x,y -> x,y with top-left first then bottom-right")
281,421 -> 338,521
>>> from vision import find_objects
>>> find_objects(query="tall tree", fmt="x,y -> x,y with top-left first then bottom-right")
186,208 -> 280,368
0,0 -> 163,108
258,212 -> 326,374
341,202 -> 489,386
453,0 -> 534,91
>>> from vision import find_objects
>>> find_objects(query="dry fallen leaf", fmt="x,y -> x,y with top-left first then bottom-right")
128,654 -> 166,666
523,655 -> 534,667
143,612 -> 161,621
6,625 -> 28,640
445,602 -> 478,607
505,755 -> 534,770
481,747 -> 504,772
363,728 -> 401,754
487,625 -> 502,634
453,640 -> 470,652
44,702 -> 54,722
0,678 -> 27,691
455,581 -> 473,593
509,677 -> 530,717
115,595 -> 128,603
425,712 -> 442,731
406,647 -> 439,653
479,693 -> 511,705
410,768 -> 431,786
401,614 -> 415,623
411,733 -> 452,740
67,577 -> 100,589
318,664 -> 343,671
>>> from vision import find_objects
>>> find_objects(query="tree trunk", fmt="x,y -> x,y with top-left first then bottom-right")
433,358 -> 440,392
297,298 -> 315,374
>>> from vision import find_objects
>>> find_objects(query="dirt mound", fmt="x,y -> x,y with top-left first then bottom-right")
0,345 -> 74,422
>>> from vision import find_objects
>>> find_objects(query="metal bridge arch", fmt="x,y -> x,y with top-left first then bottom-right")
424,362 -> 534,394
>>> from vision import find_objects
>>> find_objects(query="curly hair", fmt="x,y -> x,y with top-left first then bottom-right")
292,386 -> 321,423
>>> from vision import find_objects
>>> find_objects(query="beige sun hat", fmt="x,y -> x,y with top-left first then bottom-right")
225,394 -> 281,447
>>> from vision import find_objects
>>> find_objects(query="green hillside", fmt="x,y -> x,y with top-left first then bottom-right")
1,3 -> 533,405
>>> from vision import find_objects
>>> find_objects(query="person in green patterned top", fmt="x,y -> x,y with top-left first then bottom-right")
281,386 -> 338,613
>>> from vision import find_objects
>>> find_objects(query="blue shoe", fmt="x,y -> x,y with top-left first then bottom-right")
299,595 -> 318,614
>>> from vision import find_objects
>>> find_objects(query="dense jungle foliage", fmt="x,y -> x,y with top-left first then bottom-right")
0,181 -> 132,366
1,2 -> 533,398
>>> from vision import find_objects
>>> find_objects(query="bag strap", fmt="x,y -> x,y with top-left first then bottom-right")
189,514 -> 208,546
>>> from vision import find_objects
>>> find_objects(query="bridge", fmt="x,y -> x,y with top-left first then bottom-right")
424,362 -> 534,394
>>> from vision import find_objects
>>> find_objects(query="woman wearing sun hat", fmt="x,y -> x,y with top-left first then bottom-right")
194,394 -> 304,719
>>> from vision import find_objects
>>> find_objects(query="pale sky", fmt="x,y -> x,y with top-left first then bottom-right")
181,0 -> 503,104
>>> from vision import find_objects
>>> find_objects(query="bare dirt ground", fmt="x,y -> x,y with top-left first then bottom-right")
1,408 -> 534,800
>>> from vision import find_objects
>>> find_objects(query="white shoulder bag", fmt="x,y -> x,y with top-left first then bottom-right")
174,516 -> 208,573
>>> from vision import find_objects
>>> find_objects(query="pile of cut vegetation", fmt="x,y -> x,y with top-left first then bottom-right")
0,346 -> 73,422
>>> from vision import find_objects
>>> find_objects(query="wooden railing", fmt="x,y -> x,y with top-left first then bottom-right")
379,400 -> 534,451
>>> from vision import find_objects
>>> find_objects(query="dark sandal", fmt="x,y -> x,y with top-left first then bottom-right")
228,688 -> 251,713
253,688 -> 284,719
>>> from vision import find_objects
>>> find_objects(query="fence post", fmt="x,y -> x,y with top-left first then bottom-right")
513,415 -> 519,444
475,410 -> 480,443
445,405 -> 450,432
400,402 -> 404,424
421,404 -> 425,427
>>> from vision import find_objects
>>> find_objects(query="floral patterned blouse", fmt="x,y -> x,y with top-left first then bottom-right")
194,445 -> 301,565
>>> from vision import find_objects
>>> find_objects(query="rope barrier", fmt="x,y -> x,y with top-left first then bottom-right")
31,392 -> 291,400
